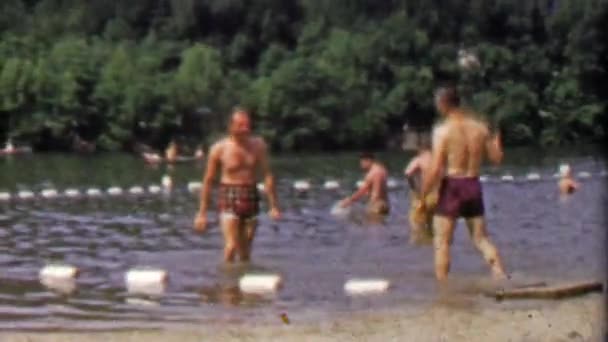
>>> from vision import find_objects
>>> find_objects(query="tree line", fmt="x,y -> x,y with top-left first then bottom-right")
0,0 -> 606,152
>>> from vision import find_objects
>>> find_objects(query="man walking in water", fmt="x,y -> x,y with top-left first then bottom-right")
404,141 -> 440,244
419,86 -> 507,281
194,108 -> 281,263
340,152 -> 390,217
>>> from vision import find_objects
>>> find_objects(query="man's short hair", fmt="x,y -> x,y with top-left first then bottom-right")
434,86 -> 460,107
359,152 -> 375,160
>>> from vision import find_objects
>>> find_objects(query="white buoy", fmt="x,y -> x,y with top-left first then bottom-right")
17,190 -> 35,200
239,274 -> 283,294
344,278 -> 390,296
40,189 -> 59,199
161,175 -> 172,190
479,175 -> 489,183
293,180 -> 311,192
256,183 -> 265,193
128,186 -> 144,195
40,264 -> 79,280
559,163 -> 571,177
64,189 -> 81,198
187,182 -> 202,193
107,187 -> 123,196
0,192 -> 11,201
125,268 -> 168,296
552,172 -> 561,179
86,188 -> 102,197
323,180 -> 340,190
148,185 -> 162,194
330,202 -> 351,218
500,174 -> 514,182
356,180 -> 365,188
526,173 -> 541,181
577,171 -> 591,179
387,178 -> 399,190
125,298 -> 160,307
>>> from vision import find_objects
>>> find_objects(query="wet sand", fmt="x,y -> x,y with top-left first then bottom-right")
1,294 -> 604,342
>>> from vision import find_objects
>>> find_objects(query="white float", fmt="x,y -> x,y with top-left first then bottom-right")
577,171 -> 591,179
128,186 -> 144,195
559,164 -> 571,177
0,192 -> 11,201
86,188 -> 102,197
148,185 -> 162,194
41,189 -> 59,199
344,278 -> 391,296
17,190 -> 35,200
500,174 -> 514,182
323,180 -> 340,190
293,180 -> 311,192
161,175 -> 172,190
64,189 -> 81,198
479,175 -> 489,183
39,264 -> 79,294
125,268 -> 168,296
239,274 -> 283,294
387,178 -> 399,190
552,172 -> 561,179
256,182 -> 265,193
187,182 -> 202,193
356,180 -> 365,188
107,187 -> 123,196
40,264 -> 79,280
526,173 -> 541,181
330,202 -> 351,218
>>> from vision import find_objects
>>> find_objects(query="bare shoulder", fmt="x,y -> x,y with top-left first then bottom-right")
209,138 -> 227,157
250,135 -> 268,151
432,121 -> 449,143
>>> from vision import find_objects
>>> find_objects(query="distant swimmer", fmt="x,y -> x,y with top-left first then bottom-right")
165,140 -> 178,163
194,107 -> 281,263
419,86 -> 507,281
339,152 -> 390,217
558,164 -> 579,195
404,141 -> 441,244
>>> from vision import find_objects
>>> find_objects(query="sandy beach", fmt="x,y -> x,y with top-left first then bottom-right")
1,292 -> 604,342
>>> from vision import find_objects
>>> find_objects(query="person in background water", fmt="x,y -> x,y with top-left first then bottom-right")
194,107 -> 281,263
165,140 -> 178,163
558,164 -> 579,196
404,141 -> 440,244
419,86 -> 507,281
340,152 -> 390,218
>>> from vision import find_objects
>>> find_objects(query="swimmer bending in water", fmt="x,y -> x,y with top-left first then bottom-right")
340,152 -> 390,216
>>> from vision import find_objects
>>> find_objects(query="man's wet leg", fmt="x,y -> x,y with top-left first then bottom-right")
465,216 -> 507,279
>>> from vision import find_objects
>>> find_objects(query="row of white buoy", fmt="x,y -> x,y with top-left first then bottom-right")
0,184 -> 169,202
1,170 -> 604,202
37,264 -> 390,298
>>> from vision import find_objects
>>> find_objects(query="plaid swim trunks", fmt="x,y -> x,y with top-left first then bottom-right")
218,183 -> 260,219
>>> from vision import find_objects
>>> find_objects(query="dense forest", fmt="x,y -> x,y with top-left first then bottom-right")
0,0 -> 606,152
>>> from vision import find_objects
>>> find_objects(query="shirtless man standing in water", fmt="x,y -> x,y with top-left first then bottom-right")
419,86 -> 507,281
194,108 -> 281,262
340,152 -> 390,217
405,142 -> 441,244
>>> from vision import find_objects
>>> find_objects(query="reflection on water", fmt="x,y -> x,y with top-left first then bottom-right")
0,150 -> 605,330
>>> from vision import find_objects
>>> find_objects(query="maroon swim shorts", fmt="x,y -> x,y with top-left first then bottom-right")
435,177 -> 485,218
218,183 -> 260,219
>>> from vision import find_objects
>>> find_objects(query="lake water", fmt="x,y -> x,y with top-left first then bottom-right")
0,148 -> 605,331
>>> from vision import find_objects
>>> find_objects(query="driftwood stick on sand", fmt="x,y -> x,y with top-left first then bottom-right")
488,281 -> 604,300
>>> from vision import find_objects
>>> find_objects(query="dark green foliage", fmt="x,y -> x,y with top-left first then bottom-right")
0,0 -> 605,151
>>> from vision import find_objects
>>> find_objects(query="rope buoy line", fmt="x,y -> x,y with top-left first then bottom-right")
0,170 -> 604,203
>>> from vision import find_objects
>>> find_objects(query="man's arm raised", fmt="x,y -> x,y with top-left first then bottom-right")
194,143 -> 221,232
259,139 -> 281,219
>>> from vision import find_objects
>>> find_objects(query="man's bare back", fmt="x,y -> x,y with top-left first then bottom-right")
365,163 -> 389,203
433,114 -> 501,178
